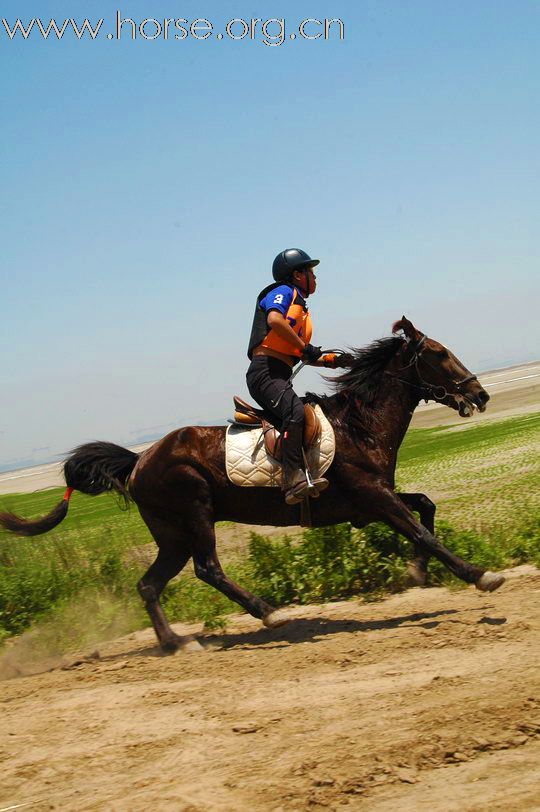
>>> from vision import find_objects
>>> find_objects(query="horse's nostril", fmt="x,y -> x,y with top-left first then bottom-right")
478,390 -> 490,404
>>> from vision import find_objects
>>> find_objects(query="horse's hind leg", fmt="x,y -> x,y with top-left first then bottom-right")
137,511 -> 202,654
191,514 -> 287,629
397,492 -> 436,586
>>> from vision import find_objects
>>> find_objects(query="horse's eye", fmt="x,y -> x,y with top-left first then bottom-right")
435,349 -> 447,359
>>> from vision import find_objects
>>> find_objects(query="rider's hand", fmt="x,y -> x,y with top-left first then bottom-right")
321,353 -> 338,368
302,343 -> 323,363
321,352 -> 355,369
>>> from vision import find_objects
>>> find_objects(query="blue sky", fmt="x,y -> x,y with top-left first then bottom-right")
1,1 -> 538,470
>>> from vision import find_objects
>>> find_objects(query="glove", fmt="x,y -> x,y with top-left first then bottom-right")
301,343 -> 323,363
321,352 -> 355,369
321,353 -> 338,368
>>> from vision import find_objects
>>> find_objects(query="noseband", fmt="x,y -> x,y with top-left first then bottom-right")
385,334 -> 478,402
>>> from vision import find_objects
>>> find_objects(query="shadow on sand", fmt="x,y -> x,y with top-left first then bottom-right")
202,605 -> 499,652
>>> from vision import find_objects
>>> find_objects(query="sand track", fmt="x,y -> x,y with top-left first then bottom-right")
1,566 -> 539,811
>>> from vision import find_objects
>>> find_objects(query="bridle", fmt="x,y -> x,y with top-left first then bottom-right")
384,333 -> 478,403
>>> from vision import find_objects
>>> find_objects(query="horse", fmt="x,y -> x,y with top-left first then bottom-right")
0,317 -> 504,653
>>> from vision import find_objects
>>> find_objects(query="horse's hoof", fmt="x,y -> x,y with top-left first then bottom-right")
263,610 -> 290,629
406,562 -> 428,587
161,635 -> 205,654
475,571 -> 505,593
161,638 -> 181,655
182,637 -> 206,653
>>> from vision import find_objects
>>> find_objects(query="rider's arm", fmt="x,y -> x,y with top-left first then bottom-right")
266,311 -> 306,353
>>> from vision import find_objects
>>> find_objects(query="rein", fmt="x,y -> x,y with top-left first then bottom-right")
271,347 -> 346,408
384,334 -> 478,402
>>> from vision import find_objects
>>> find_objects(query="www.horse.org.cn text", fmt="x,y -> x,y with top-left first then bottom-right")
0,14 -> 345,46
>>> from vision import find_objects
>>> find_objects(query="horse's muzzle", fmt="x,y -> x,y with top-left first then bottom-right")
475,388 -> 490,411
461,386 -> 489,416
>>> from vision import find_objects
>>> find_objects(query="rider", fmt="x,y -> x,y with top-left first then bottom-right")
246,248 -> 349,505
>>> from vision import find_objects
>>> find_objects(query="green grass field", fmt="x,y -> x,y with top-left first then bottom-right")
1,411 -> 538,650
397,411 -> 540,532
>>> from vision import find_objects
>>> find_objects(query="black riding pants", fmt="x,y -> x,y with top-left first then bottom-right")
246,355 -> 304,472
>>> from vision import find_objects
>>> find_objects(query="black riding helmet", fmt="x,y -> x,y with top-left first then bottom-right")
272,248 -> 320,282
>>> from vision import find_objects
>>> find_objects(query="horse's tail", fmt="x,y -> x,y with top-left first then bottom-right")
0,441 -> 139,537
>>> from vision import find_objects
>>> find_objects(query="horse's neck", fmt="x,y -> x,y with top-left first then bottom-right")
374,359 -> 420,458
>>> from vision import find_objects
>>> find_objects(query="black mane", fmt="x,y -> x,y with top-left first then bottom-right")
332,336 -> 404,400
305,335 -> 404,444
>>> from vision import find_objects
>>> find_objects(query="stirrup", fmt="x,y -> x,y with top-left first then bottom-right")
301,448 -> 328,499
308,478 -> 329,498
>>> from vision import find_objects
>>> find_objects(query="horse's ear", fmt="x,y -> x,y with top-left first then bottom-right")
392,316 -> 422,341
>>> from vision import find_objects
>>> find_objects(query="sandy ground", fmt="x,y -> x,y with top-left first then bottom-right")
1,565 -> 539,811
1,362 -> 538,495
1,362 -> 539,811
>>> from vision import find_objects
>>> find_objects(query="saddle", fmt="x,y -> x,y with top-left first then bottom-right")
232,396 -> 321,463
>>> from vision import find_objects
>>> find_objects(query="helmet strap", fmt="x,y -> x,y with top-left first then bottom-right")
291,266 -> 312,297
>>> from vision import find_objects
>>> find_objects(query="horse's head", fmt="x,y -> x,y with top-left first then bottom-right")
392,316 -> 489,417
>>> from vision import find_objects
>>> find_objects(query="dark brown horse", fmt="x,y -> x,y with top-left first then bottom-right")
0,317 -> 504,652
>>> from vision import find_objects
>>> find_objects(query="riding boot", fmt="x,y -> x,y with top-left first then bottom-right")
282,465 -> 311,505
281,422 -> 329,504
281,422 -> 308,504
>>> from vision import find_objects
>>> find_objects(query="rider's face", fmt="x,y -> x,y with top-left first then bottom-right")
294,266 -> 317,296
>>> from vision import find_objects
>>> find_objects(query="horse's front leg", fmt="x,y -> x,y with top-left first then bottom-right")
370,488 -> 504,591
397,492 -> 436,586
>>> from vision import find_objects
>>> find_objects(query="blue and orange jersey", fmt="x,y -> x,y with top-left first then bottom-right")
247,282 -> 312,359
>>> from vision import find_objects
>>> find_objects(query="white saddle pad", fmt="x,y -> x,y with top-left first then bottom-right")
225,404 -> 335,488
